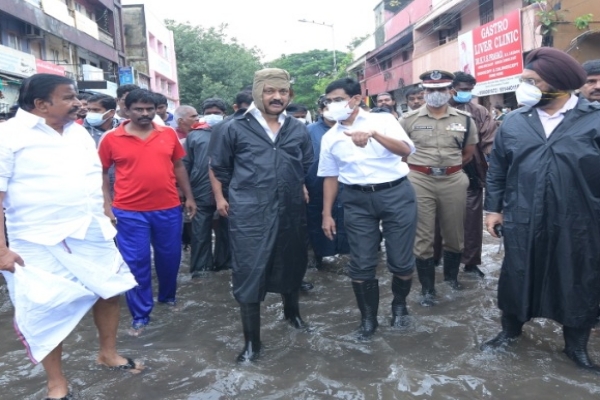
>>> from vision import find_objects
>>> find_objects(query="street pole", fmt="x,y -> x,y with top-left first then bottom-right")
298,19 -> 337,73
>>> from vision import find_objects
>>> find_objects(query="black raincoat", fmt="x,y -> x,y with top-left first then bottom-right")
485,98 -> 600,328
210,112 -> 314,303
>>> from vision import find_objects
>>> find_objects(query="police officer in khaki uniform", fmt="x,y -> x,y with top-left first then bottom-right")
401,70 -> 478,306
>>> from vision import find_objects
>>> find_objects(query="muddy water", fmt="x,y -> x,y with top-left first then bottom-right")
1,230 -> 600,399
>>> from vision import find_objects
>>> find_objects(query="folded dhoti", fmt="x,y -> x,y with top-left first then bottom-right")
2,223 -> 137,363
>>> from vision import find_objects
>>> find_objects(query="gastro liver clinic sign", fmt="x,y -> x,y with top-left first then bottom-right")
458,10 -> 523,96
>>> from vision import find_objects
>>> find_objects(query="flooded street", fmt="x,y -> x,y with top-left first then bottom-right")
2,229 -> 600,399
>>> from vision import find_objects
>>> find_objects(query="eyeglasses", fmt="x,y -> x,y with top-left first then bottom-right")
519,77 -> 540,86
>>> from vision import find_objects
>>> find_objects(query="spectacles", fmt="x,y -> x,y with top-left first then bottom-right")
519,77 -> 540,86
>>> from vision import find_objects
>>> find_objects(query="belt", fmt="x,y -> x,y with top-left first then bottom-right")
408,164 -> 462,176
345,177 -> 406,192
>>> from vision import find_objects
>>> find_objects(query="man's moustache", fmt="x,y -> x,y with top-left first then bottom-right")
269,101 -> 283,105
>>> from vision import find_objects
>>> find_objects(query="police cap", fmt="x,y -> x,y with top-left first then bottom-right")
419,70 -> 455,88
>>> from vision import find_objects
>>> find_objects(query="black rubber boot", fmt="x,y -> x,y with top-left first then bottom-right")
563,326 -> 600,373
281,290 -> 306,329
480,313 -> 524,350
390,276 -> 412,328
464,264 -> 485,278
237,303 -> 261,362
352,279 -> 379,340
443,251 -> 463,290
416,258 -> 436,307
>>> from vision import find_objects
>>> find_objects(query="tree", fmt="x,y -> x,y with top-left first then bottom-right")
268,49 -> 347,108
313,52 -> 354,97
166,21 -> 263,111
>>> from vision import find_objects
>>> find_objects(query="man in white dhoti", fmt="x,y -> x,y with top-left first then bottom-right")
0,73 -> 142,400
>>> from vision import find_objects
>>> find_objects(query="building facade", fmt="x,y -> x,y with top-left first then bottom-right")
0,0 -> 126,114
122,2 -> 179,109
350,0 -> 600,111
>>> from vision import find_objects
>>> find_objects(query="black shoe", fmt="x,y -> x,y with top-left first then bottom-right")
300,280 -> 314,292
416,258 -> 436,306
443,251 -> 463,290
464,264 -> 485,278
281,290 -> 306,329
563,326 -> 600,373
480,314 -> 524,350
390,276 -> 412,328
352,279 -> 379,340
237,303 -> 261,362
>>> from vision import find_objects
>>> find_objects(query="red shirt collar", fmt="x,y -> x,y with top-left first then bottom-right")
114,120 -> 166,136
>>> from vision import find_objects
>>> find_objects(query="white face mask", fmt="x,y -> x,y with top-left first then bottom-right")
326,100 -> 355,122
203,114 -> 224,126
85,110 -> 112,127
322,110 -> 336,122
295,117 -> 307,124
515,83 -> 542,107
424,91 -> 451,108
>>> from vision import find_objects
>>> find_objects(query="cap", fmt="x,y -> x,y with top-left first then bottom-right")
419,70 -> 455,88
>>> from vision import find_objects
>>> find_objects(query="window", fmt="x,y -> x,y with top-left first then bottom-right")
438,15 -> 461,45
79,57 -> 87,65
479,0 -> 494,25
6,33 -> 21,50
50,49 -> 60,63
380,58 -> 392,71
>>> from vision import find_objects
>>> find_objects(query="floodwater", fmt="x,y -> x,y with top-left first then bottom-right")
1,230 -> 600,400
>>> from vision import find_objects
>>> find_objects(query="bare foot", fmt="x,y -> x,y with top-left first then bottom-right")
97,354 -> 145,374
127,326 -> 145,337
46,376 -> 69,399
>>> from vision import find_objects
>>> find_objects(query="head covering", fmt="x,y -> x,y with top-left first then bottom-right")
252,68 -> 291,114
524,48 -> 587,90
419,70 -> 455,88
582,59 -> 600,77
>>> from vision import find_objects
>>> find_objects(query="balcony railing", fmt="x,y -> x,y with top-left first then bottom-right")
98,28 -> 114,47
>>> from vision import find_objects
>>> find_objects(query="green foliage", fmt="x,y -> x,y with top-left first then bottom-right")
166,20 -> 262,111
574,14 -> 594,30
313,53 -> 355,96
268,49 -> 346,108
348,34 -> 371,51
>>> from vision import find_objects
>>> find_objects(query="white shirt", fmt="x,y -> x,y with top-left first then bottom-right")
246,102 -> 287,142
0,109 -> 116,245
536,94 -> 579,137
317,109 -> 416,185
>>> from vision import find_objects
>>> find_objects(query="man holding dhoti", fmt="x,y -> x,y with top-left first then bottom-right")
0,74 -> 142,400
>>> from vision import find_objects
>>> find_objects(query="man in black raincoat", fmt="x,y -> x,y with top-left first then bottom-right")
210,68 -> 313,362
482,47 -> 600,373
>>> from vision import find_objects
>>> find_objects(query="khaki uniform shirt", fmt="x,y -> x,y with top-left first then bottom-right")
401,106 -> 478,167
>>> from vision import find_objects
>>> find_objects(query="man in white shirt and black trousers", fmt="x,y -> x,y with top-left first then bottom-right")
318,78 -> 417,340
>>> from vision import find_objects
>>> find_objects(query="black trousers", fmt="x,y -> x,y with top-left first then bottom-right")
342,179 -> 417,281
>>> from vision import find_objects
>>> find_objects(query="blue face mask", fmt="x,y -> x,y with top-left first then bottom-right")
453,91 -> 473,103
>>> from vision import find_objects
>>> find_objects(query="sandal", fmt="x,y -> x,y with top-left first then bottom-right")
45,392 -> 73,400
107,357 -> 140,371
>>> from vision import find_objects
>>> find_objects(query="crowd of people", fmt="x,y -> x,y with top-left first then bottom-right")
1,47 -> 600,399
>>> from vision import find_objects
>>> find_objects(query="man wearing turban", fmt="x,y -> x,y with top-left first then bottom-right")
210,68 -> 314,362
482,48 -> 600,373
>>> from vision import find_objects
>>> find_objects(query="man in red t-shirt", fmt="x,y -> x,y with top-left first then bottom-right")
98,89 -> 196,335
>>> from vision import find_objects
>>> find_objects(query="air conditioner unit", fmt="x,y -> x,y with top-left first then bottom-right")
433,14 -> 458,31
24,24 -> 43,39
